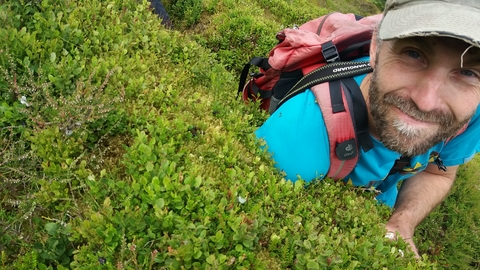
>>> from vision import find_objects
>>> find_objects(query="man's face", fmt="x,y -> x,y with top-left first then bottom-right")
369,36 -> 480,157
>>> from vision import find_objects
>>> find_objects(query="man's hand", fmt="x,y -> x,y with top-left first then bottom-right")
385,227 -> 420,258
385,163 -> 458,258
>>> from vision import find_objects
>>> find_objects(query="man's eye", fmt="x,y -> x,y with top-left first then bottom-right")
460,70 -> 478,77
406,50 -> 421,59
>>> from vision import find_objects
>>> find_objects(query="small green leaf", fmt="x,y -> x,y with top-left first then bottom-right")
306,260 -> 320,270
155,198 -> 165,208
194,176 -> 202,187
139,143 -> 152,156
50,52 -> 56,63
216,230 -> 224,241
48,74 -> 56,83
72,67 -> 83,75
235,244 -> 243,252
23,56 -> 31,68
45,223 -> 59,236
146,161 -> 154,172
163,177 -> 172,190
303,239 -> 312,249
104,197 -> 111,207
206,254 -> 215,264
193,249 -> 202,259
294,180 -> 304,192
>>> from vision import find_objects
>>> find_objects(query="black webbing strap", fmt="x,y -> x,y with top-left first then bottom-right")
340,78 -> 374,152
374,155 -> 412,193
238,57 -> 270,96
388,156 -> 411,176
329,80 -> 345,113
278,61 -> 373,108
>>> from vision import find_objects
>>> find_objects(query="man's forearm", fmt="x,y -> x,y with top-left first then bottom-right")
384,164 -> 457,257
386,164 -> 458,238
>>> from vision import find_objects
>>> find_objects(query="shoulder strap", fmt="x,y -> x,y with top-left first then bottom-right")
387,156 -> 411,176
238,57 -> 270,96
319,81 -> 357,179
308,69 -> 373,179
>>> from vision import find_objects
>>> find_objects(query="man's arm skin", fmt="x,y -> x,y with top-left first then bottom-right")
385,163 -> 458,257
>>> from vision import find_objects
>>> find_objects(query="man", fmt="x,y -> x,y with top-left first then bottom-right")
256,0 -> 480,257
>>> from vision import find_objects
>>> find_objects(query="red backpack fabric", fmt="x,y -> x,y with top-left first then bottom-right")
239,13 -> 382,111
238,13 -> 382,179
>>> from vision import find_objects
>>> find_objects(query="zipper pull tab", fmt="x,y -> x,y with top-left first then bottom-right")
435,157 -> 447,172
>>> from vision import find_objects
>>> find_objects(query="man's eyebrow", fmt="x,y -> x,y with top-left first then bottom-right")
396,37 -> 433,54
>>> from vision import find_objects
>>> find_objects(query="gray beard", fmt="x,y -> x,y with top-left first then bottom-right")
368,70 -> 471,157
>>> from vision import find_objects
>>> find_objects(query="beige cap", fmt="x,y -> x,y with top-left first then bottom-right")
379,0 -> 480,48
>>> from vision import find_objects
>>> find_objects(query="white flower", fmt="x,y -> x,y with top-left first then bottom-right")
238,196 -> 247,204
20,96 -> 30,107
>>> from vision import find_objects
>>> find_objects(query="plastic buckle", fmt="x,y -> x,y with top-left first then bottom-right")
322,41 -> 340,63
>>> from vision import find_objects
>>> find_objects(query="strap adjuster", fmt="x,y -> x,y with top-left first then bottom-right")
321,41 -> 340,63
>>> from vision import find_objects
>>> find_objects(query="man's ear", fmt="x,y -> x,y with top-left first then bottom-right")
369,30 -> 379,68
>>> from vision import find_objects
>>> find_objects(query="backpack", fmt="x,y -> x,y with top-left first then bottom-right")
238,13 -> 382,179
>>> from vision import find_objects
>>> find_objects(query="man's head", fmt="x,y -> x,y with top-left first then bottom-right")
367,0 -> 480,157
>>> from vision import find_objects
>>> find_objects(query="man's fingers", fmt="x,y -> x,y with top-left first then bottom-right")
385,231 -> 397,240
384,231 -> 420,258
404,238 -> 421,258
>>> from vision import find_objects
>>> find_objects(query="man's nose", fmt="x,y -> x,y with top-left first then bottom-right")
409,69 -> 447,112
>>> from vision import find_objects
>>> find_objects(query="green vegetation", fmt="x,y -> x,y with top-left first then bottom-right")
0,0 -> 478,269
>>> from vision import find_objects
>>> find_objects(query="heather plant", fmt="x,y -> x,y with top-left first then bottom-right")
0,0 -> 479,269
0,39 -> 125,268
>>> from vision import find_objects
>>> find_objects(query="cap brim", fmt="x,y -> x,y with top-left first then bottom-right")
379,2 -> 480,48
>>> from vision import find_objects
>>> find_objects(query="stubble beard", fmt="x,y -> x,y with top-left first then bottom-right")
368,70 -> 471,157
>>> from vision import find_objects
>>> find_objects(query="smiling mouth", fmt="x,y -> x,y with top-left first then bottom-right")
393,106 -> 436,126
